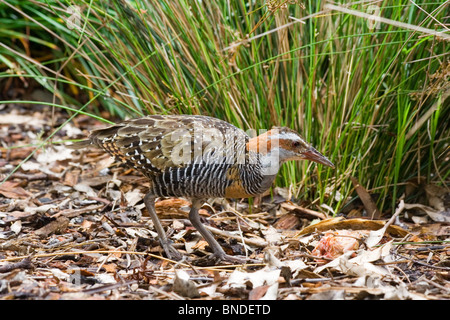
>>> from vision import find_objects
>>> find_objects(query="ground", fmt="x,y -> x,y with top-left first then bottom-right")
0,102 -> 449,300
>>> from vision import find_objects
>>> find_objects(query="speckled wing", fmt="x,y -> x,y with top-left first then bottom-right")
88,115 -> 250,177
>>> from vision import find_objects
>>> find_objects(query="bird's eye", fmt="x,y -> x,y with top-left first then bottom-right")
293,141 -> 301,147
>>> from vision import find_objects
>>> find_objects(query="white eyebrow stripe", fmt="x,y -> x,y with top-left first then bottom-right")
271,131 -> 302,142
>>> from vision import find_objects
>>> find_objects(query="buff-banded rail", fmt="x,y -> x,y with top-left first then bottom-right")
70,115 -> 334,264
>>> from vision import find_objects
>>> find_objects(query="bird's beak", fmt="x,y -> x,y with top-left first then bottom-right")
301,147 -> 335,168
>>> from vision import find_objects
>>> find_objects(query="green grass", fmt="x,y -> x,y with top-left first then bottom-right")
0,0 -> 448,214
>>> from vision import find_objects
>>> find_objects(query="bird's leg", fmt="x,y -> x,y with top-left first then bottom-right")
144,193 -> 183,261
188,199 -> 252,264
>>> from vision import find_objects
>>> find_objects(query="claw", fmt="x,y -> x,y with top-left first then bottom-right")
160,240 -> 183,261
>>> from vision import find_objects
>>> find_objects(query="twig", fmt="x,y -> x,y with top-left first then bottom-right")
392,265 -> 412,284
10,172 -> 59,181
82,280 -> 138,294
0,256 -> 33,273
147,285 -> 185,300
205,225 -> 268,247
0,250 -> 174,263
52,204 -> 105,218
290,275 -> 347,285
281,202 -> 328,220
393,252 -> 450,270
422,278 -> 450,293
287,252 -> 334,262
44,235 -> 74,249
0,250 -> 264,270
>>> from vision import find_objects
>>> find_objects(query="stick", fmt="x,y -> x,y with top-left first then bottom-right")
0,257 -> 33,273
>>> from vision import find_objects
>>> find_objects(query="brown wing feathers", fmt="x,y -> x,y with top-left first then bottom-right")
70,115 -> 250,179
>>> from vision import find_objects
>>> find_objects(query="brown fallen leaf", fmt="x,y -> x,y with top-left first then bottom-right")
5,146 -> 36,160
295,217 -> 408,238
0,181 -> 32,199
191,239 -> 209,251
350,176 -> 381,219
102,263 -> 117,273
155,198 -> 210,218
280,202 -> 327,220
3,210 -> 37,223
63,170 -> 80,187
78,175 -> 113,187
311,230 -> 367,260
273,213 -> 301,230
414,223 -> 450,237
34,216 -> 70,238
249,285 -> 270,300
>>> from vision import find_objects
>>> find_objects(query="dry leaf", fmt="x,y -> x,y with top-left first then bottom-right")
296,217 -> 408,238
102,264 -> 117,273
63,170 -> 80,187
7,146 -> 35,160
261,226 -> 284,244
10,220 -> 22,234
124,189 -> 143,206
73,182 -> 98,198
0,181 -> 32,199
280,202 -> 327,220
425,184 -> 449,212
0,114 -> 44,126
173,270 -> 200,298
34,216 -> 69,238
404,203 -> 450,223
350,176 -> 381,219
259,282 -> 279,300
273,213 -> 300,229
312,230 -> 366,260
155,198 -> 191,218
249,285 -> 270,300
315,241 -> 393,277
366,200 -> 404,248
226,269 -> 280,289
36,145 -> 74,164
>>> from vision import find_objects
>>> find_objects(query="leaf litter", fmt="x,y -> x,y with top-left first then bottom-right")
0,104 -> 449,300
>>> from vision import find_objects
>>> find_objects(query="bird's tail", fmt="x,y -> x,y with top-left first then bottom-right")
66,139 -> 92,150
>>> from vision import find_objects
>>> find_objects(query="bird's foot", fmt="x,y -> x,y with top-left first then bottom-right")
160,240 -> 184,261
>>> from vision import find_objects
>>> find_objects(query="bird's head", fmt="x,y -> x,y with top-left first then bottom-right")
247,127 -> 334,168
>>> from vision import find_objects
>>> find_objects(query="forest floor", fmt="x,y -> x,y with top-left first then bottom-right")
0,99 -> 449,300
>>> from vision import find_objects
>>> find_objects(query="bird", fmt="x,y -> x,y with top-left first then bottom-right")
70,114 -> 334,263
